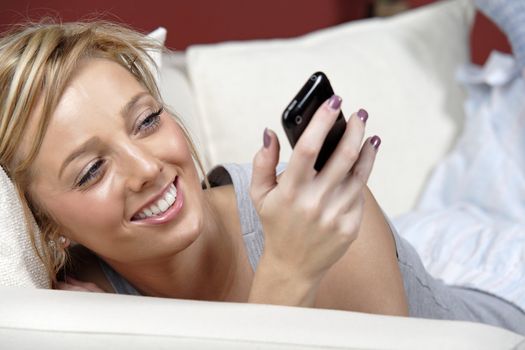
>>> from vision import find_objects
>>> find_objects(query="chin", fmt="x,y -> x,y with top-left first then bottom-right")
166,198 -> 207,253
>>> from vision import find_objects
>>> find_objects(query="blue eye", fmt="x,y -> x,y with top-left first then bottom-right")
136,107 -> 163,134
77,159 -> 104,187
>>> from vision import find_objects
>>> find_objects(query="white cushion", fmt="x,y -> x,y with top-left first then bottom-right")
0,28 -> 166,288
159,52 -> 206,155
1,287 -> 523,349
145,26 -> 167,85
0,168 -> 48,288
186,0 -> 475,217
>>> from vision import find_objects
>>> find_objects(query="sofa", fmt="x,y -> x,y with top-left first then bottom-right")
1,0 -> 525,348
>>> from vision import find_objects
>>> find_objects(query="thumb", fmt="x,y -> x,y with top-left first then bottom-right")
250,128 -> 280,209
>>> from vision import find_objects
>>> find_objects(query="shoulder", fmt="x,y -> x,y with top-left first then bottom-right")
68,245 -> 115,293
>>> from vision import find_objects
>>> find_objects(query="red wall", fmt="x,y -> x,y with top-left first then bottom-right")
0,0 -> 373,51
409,0 -> 511,65
1,0 -> 511,65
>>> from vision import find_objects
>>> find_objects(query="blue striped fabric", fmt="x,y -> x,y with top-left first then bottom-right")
393,52 -> 525,312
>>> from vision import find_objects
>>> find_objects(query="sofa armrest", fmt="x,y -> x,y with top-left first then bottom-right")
1,287 -> 523,349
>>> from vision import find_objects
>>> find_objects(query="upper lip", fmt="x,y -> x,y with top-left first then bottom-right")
131,176 -> 177,220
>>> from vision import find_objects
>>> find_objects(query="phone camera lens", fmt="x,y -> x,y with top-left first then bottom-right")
310,75 -> 317,81
295,115 -> 303,124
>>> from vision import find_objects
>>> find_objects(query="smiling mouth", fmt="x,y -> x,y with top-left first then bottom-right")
131,177 -> 178,221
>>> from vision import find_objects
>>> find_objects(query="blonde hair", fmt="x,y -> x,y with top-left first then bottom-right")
0,20 -> 208,283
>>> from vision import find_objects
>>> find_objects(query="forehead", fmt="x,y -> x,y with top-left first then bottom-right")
24,59 -> 148,181
54,58 -> 145,123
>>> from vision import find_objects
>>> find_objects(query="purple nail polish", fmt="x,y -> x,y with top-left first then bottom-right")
357,109 -> 368,123
263,128 -> 271,148
328,95 -> 342,110
370,135 -> 381,150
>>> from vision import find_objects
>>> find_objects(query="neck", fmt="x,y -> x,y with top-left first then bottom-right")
106,185 -> 243,301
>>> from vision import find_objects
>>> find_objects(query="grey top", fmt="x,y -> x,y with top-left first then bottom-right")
99,163 -> 285,295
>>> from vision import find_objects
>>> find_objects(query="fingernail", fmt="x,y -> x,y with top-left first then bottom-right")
328,95 -> 342,110
263,128 -> 271,148
370,135 -> 381,150
357,109 -> 368,123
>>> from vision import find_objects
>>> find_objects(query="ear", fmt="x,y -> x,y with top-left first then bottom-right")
58,235 -> 71,248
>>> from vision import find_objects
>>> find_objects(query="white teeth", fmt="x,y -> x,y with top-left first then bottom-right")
135,181 -> 178,220
165,192 -> 175,205
157,199 -> 169,212
150,204 -> 161,215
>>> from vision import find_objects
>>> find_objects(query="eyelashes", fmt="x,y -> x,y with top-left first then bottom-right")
134,106 -> 163,135
75,106 -> 164,188
77,159 -> 104,187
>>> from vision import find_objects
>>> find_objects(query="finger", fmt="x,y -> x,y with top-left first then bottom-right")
326,136 -> 380,216
54,281 -> 68,290
287,95 -> 342,182
349,135 -> 381,189
84,283 -> 104,292
316,109 -> 368,190
64,276 -> 84,287
250,128 -> 280,210
54,281 -> 89,292
65,276 -> 104,292
336,194 -> 365,242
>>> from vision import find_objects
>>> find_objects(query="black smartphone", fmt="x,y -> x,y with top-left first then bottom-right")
282,72 -> 347,171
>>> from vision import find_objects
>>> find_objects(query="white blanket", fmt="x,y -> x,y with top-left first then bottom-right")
393,52 -> 525,311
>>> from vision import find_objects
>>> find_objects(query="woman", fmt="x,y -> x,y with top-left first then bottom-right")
0,10 -> 524,336
0,21 -> 407,313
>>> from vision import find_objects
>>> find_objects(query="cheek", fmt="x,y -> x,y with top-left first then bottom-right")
46,188 -> 124,244
160,118 -> 195,164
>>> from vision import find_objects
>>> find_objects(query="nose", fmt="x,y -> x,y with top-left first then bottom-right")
119,143 -> 163,193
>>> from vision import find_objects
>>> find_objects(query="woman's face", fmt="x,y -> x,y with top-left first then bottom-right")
24,58 -> 205,263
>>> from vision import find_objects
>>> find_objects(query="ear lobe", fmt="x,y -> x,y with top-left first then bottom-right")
58,235 -> 71,248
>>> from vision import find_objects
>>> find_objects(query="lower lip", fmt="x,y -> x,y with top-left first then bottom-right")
133,179 -> 184,225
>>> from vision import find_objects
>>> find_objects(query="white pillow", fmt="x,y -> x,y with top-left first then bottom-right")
186,0 -> 475,217
0,168 -> 48,288
159,52 -> 205,156
146,27 -> 167,86
0,28 -> 166,288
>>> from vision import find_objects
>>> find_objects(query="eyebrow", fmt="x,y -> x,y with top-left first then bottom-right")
58,92 -> 151,180
120,91 -> 150,118
58,136 -> 101,180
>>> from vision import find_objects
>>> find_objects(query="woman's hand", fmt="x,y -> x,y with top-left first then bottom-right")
54,276 -> 105,293
248,95 -> 379,306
